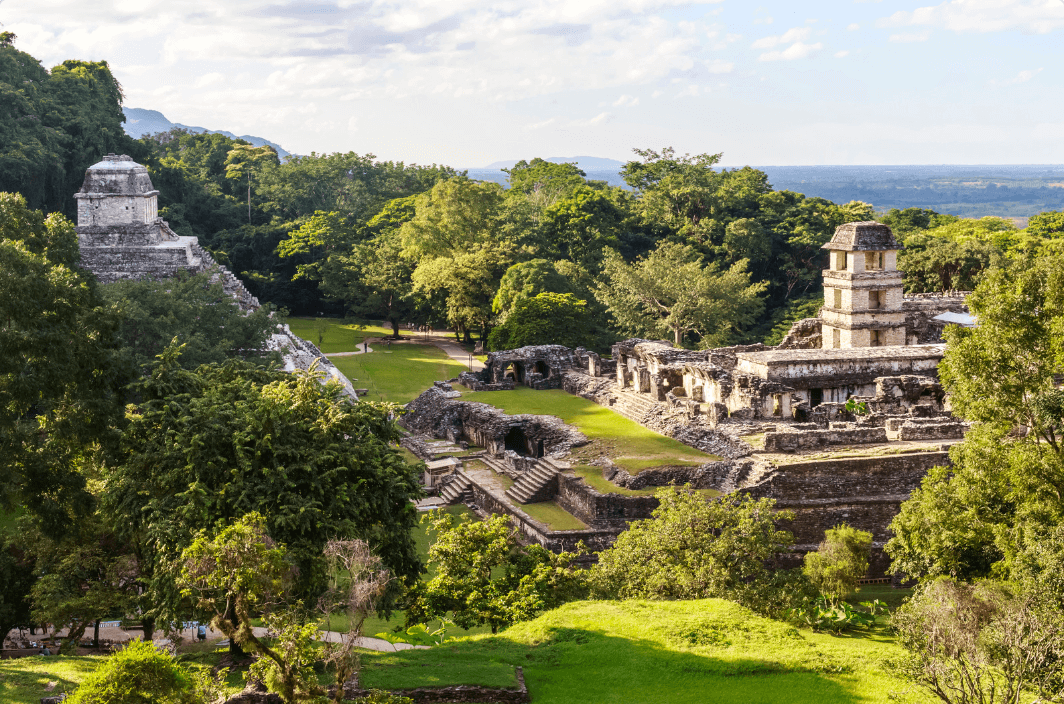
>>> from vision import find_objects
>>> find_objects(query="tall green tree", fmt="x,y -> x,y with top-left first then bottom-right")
596,241 -> 766,347
0,193 -> 128,534
487,292 -> 595,351
225,144 -> 280,223
887,254 -> 1064,585
491,259 -> 575,319
101,269 -> 280,372
102,350 -> 422,640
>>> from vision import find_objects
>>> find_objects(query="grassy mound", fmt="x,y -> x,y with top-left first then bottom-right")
461,388 -> 718,471
362,598 -> 915,703
286,318 -> 409,353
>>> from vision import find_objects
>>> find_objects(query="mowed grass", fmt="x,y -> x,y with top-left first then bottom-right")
330,344 -> 467,404
462,387 -> 718,471
0,655 -> 103,704
361,598 -> 919,704
286,317 -> 411,353
520,501 -> 588,531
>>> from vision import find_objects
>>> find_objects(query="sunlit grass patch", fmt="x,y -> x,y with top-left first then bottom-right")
287,317 -> 408,353
461,388 -> 719,471
519,501 -> 587,531
330,344 -> 466,404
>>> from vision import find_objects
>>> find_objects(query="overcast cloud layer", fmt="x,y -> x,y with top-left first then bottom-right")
9,0 -> 1064,166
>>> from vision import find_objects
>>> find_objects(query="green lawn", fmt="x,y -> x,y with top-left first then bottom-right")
520,501 -> 588,531
361,598 -> 920,704
462,387 -> 718,471
330,344 -> 467,404
286,317 -> 411,353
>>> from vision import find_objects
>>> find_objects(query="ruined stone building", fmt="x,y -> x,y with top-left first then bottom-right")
403,221 -> 972,576
74,154 -> 355,395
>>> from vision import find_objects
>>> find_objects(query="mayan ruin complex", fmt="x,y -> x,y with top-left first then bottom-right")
403,221 -> 974,576
73,154 -> 356,396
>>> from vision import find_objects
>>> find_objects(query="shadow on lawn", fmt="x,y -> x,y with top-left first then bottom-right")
514,626 -> 865,704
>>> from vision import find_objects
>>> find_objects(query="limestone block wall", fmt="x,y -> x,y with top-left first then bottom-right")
556,473 -> 658,529
762,426 -> 888,452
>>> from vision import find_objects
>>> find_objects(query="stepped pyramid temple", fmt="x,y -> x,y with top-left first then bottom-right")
75,154 -> 355,396
401,221 -> 972,576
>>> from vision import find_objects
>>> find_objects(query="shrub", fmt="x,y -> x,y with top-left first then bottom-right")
67,639 -> 197,704
802,524 -> 872,605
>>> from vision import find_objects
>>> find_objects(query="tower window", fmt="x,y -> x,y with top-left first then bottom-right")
832,328 -> 841,349
870,329 -> 882,346
865,252 -> 883,271
833,288 -> 842,309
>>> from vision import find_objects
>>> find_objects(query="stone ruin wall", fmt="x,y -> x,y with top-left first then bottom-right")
778,292 -> 971,350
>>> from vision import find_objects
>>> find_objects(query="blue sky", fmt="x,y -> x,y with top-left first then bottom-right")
9,0 -> 1064,166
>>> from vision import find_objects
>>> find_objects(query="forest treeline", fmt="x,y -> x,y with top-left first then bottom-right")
5,35 -> 1064,351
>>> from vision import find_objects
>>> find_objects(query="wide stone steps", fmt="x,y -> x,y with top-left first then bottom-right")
610,391 -> 661,424
505,461 -> 558,504
439,474 -> 473,504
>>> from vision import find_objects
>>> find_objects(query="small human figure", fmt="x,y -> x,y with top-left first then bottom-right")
197,624 -> 207,642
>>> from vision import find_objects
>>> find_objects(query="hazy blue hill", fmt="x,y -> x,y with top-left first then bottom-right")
483,156 -> 625,170
122,107 -> 291,158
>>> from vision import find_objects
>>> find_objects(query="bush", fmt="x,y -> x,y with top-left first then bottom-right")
487,292 -> 594,351
802,524 -> 872,605
589,487 -> 807,616
67,639 -> 198,704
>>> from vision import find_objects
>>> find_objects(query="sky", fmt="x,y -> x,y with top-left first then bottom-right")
7,0 -> 1064,167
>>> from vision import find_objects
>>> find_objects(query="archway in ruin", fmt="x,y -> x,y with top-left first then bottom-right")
504,427 -> 531,456
534,360 -> 550,378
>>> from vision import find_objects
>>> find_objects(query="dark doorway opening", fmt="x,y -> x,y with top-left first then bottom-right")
810,388 -> 823,408
534,361 -> 550,378
504,427 -> 531,456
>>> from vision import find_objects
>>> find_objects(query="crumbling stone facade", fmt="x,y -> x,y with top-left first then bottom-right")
73,154 -> 355,397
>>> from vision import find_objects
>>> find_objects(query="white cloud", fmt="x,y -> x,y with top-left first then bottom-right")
676,84 -> 700,97
613,94 -> 640,106
527,118 -> 557,130
751,27 -> 811,49
835,50 -> 850,58
706,59 -> 734,73
846,23 -> 860,31
194,72 -> 225,88
347,116 -> 359,132
878,0 -> 1064,35
993,67 -> 1046,85
758,41 -> 822,61
889,31 -> 931,42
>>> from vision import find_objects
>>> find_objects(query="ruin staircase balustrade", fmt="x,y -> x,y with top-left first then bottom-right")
505,458 -> 565,504
439,472 -> 474,505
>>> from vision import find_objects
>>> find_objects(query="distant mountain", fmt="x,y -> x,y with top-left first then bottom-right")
122,107 -> 291,158
483,156 -> 625,170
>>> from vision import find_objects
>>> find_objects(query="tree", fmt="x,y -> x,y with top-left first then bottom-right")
589,488 -> 801,616
880,207 -> 958,237
539,186 -> 624,270
318,539 -> 392,704
400,178 -> 503,260
886,254 -> 1064,585
0,193 -> 129,535
503,158 -> 593,200
225,144 -> 280,223
180,514 -> 314,703
407,512 -> 586,634
802,524 -> 872,606
899,233 -> 996,293
596,241 -> 766,347
103,350 -> 422,640
411,243 -> 513,342
1026,210 -> 1064,240
892,579 -> 1064,704
491,259 -> 575,319
0,536 -> 35,656
487,292 -> 595,351
101,269 -> 280,372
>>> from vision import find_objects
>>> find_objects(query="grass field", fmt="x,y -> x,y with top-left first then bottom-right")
520,501 -> 588,531
286,317 -> 410,353
462,387 -> 718,471
361,598 -> 920,704
330,344 -> 467,404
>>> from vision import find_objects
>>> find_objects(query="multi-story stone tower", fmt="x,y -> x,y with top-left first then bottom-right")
820,221 -> 906,349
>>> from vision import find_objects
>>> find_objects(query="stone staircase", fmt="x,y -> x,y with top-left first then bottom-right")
439,472 -> 474,504
610,391 -> 662,424
715,459 -> 778,495
505,457 -> 568,504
